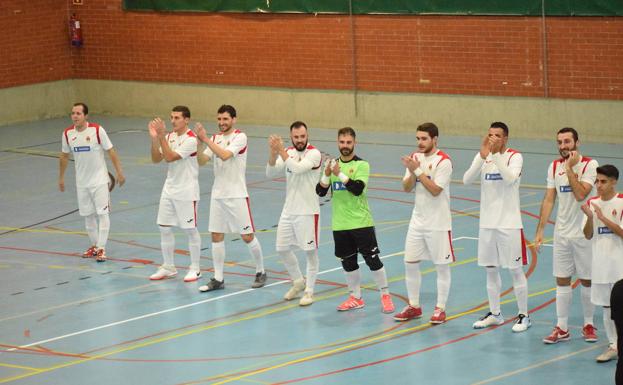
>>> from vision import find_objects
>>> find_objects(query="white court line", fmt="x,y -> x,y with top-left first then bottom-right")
5,250 -> 405,352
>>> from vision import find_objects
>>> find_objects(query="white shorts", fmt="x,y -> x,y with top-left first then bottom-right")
157,197 -> 198,229
591,283 -> 614,307
404,228 -> 455,264
552,234 -> 592,279
77,183 -> 110,216
478,228 -> 528,269
276,213 -> 319,252
209,198 -> 255,234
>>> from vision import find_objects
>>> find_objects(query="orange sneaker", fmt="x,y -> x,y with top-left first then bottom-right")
381,294 -> 395,314
543,326 -> 570,344
336,295 -> 365,311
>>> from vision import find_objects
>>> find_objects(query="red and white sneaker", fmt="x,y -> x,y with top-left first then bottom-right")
83,246 -> 97,258
543,326 -> 570,344
337,295 -> 365,311
393,305 -> 423,322
430,307 -> 447,324
582,324 -> 598,343
381,294 -> 395,314
95,248 -> 107,262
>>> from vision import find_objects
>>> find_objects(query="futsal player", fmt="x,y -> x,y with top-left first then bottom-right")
59,102 -> 125,262
266,121 -> 321,305
463,122 -> 530,332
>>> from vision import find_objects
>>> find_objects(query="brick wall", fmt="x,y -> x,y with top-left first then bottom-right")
0,0 -> 72,88
2,0 -> 622,100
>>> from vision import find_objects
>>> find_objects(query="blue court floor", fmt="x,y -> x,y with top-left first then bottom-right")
0,116 -> 622,384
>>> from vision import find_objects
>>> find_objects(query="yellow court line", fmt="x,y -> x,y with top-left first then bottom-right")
210,288 -> 556,385
470,343 -> 605,385
0,363 -> 41,372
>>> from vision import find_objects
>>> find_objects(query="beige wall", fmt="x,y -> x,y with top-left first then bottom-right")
0,80 -> 76,125
2,79 -> 622,143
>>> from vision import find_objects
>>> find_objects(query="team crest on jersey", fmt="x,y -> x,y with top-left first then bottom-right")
86,136 -> 91,142
428,164 -> 432,170
613,209 -> 618,217
349,169 -> 353,174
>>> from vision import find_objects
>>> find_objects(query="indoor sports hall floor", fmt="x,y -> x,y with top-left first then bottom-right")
1,116 -> 622,385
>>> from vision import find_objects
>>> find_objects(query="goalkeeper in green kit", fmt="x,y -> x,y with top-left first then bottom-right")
316,127 -> 395,313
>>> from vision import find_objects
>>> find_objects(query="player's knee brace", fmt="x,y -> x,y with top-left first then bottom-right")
341,255 -> 359,272
362,253 -> 383,271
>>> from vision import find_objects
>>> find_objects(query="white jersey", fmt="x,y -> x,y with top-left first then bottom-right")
403,149 -> 452,231
266,144 -> 322,216
586,194 -> 623,284
547,156 -> 598,238
463,148 -> 523,229
203,130 -> 248,199
62,122 -> 112,188
161,129 -> 199,201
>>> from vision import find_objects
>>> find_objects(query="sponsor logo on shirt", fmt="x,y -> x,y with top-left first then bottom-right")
598,226 -> 613,234
73,146 -> 91,152
484,173 -> 502,180
332,181 -> 346,191
559,185 -> 572,193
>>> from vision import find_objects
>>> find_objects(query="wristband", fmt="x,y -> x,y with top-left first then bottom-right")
338,172 -> 349,183
414,168 -> 423,177
320,174 -> 330,185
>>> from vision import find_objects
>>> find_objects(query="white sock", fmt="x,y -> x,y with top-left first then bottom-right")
212,241 -> 225,282
246,237 -> 264,273
604,307 -> 618,346
581,285 -> 595,326
371,267 -> 389,296
279,250 -> 303,282
85,214 -> 98,246
405,262 -> 422,307
510,267 -> 528,315
436,264 -> 451,310
486,267 -> 502,315
96,213 -> 110,249
184,228 -> 201,271
556,285 -> 572,331
305,249 -> 319,293
345,269 -> 362,298
159,226 -> 175,267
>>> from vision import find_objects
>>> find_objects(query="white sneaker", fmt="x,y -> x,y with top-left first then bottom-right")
473,312 -> 504,329
284,279 -> 305,300
183,269 -> 202,282
511,314 -> 531,333
596,345 -> 618,363
149,265 -> 177,280
299,292 -> 314,306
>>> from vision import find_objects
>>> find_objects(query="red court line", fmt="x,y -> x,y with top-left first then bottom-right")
272,296 -> 557,385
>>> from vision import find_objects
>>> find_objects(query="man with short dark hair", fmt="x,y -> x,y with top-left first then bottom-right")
316,127 -> 395,314
148,105 -> 202,282
195,105 -> 266,291
394,123 -> 454,324
463,122 -> 531,332
267,121 -> 321,306
582,164 -> 623,362
59,102 -> 125,262
535,127 -> 599,344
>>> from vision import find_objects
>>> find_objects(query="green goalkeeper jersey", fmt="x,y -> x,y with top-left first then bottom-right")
328,156 -> 374,231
